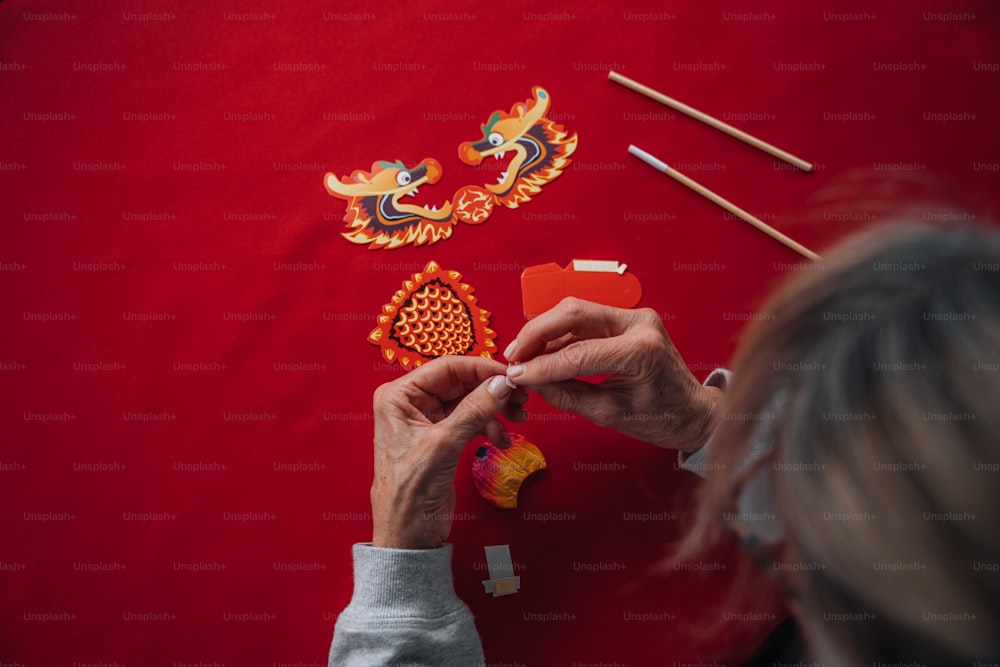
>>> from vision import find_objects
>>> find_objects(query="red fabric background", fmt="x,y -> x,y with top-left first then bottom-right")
2,1 -> 999,664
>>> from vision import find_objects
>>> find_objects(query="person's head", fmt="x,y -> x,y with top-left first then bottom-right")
696,222 -> 1000,663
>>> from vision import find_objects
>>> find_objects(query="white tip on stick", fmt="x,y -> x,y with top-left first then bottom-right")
611,71 -> 813,172
628,145 -> 822,262
627,145 -> 668,172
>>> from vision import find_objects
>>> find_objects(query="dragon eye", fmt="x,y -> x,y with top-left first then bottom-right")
396,172 -> 412,186
488,132 -> 504,147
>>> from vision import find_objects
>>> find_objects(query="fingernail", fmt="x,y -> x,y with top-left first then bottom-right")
507,364 -> 524,379
503,340 -> 518,360
488,375 -> 512,399
498,430 -> 511,449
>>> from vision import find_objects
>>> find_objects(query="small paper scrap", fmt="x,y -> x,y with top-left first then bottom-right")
482,544 -> 520,597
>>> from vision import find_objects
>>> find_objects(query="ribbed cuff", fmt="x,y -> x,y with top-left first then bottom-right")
346,543 -> 465,620
678,368 -> 732,478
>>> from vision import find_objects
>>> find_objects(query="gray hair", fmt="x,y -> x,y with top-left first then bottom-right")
692,222 -> 1000,664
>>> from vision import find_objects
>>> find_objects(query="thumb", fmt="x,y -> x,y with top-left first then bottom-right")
436,375 -> 512,449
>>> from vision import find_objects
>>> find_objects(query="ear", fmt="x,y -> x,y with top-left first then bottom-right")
350,169 -> 372,184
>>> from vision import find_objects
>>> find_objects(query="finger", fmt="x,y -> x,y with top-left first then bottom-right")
484,418 -> 510,449
405,356 -> 508,412
434,375 -> 512,454
507,336 -> 629,386
505,297 -> 638,362
533,379 -> 622,429
426,387 -> 526,425
541,332 -> 581,355
501,403 -> 528,423
508,387 -> 530,405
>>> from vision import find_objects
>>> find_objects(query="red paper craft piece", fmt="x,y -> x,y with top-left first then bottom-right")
368,261 -> 497,371
521,260 -> 642,319
458,86 -> 578,209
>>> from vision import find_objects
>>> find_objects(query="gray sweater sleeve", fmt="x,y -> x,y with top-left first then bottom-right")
678,368 -> 775,478
679,369 -> 784,541
328,543 -> 484,666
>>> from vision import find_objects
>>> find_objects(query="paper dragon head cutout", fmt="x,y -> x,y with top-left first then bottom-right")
458,86 -> 577,209
324,158 -> 454,249
324,86 -> 577,250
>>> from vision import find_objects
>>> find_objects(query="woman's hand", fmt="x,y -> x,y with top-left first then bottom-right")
504,297 -> 720,454
370,356 -> 527,549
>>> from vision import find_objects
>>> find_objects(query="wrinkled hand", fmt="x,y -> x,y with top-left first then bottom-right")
370,356 -> 527,549
504,297 -> 720,453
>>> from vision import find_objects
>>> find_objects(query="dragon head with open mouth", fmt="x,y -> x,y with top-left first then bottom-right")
457,86 -> 578,209
324,158 -> 455,250
324,86 -> 577,249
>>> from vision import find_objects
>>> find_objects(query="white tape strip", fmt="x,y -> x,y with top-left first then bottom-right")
482,544 -> 521,597
573,259 -> 627,275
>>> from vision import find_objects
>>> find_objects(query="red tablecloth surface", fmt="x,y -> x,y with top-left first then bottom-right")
3,1 -> 999,664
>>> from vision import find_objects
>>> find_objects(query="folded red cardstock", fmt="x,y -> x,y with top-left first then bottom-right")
521,260 -> 642,319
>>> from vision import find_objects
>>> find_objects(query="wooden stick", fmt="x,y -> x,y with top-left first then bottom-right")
610,71 -> 813,172
628,145 -> 822,262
